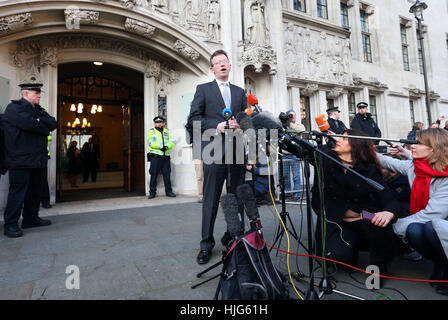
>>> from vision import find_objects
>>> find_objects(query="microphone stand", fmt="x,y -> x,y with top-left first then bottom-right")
308,131 -> 419,145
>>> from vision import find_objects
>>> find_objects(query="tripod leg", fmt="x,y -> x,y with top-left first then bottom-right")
196,260 -> 223,278
191,273 -> 221,289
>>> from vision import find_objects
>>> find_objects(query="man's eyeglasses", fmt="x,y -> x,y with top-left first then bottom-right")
212,59 -> 229,66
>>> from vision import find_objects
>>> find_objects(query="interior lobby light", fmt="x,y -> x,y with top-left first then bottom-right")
93,61 -> 103,66
77,103 -> 83,113
67,122 -> 71,127
91,105 -> 97,114
75,117 -> 80,124
97,105 -> 103,112
70,104 -> 76,112
82,118 -> 88,125
87,122 -> 91,127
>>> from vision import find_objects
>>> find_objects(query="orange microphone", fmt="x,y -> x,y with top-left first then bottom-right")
244,107 -> 254,115
315,114 -> 330,132
247,94 -> 262,112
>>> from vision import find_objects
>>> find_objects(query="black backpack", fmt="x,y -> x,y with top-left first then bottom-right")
215,231 -> 289,300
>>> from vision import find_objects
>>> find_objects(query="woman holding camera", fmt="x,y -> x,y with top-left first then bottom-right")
312,129 -> 401,280
378,128 -> 448,295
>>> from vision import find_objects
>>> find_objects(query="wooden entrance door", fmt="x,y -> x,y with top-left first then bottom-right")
123,101 -> 145,192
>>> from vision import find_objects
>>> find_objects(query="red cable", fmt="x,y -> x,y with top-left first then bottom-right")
262,238 -> 448,284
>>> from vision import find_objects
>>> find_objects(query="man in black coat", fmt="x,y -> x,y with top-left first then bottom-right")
327,106 -> 347,134
81,137 -> 100,183
350,102 -> 381,143
188,49 -> 247,264
2,80 -> 57,238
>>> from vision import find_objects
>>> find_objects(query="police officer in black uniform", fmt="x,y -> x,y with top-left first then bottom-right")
326,106 -> 347,134
2,78 -> 57,238
350,102 -> 381,144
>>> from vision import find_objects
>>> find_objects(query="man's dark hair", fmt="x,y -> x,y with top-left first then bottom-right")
210,49 -> 229,67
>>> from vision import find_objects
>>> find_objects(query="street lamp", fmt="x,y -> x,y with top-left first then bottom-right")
409,0 -> 431,124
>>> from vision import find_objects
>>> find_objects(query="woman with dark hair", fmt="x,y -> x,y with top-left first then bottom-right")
379,128 -> 448,295
312,129 -> 401,279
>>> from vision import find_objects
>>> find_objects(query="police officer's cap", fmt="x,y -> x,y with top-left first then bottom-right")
19,76 -> 43,93
357,102 -> 368,109
153,116 -> 166,123
326,106 -> 340,113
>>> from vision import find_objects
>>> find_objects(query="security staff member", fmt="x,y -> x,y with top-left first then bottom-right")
350,102 -> 381,143
41,133 -> 52,208
147,116 -> 176,199
327,106 -> 347,134
2,79 -> 57,238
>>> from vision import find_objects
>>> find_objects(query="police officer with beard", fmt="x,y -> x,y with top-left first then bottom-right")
2,78 -> 57,238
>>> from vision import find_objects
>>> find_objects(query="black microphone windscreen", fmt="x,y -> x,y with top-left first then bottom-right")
221,193 -> 244,238
251,112 -> 284,132
236,184 -> 259,221
236,112 -> 254,131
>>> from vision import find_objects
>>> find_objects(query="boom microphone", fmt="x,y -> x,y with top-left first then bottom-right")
235,111 -> 254,132
247,94 -> 262,113
236,184 -> 262,232
221,193 -> 244,239
251,112 -> 284,132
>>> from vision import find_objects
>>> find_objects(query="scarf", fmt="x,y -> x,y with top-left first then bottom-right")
410,158 -> 448,214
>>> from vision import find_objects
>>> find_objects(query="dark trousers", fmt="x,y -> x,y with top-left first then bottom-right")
406,222 -> 448,265
324,219 -> 396,269
83,161 -> 97,182
41,166 -> 50,206
3,168 -> 45,227
200,163 -> 245,252
149,155 -> 172,195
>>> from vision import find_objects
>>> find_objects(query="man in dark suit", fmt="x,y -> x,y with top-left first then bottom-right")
327,106 -> 347,134
81,137 -> 100,182
188,49 -> 247,264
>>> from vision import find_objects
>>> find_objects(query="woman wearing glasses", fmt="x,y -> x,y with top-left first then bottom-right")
379,128 -> 448,295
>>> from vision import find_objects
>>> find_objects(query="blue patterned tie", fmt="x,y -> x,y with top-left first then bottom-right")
222,82 -> 231,108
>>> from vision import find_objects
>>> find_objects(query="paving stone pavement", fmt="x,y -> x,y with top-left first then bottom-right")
0,196 -> 446,300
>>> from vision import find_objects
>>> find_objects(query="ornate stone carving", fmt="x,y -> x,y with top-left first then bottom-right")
120,0 -> 138,8
157,73 -> 170,97
243,0 -> 269,46
283,23 -> 352,85
327,87 -> 343,99
0,13 -> 33,33
301,83 -> 319,96
168,70 -> 180,84
145,59 -> 161,78
239,43 -> 277,75
124,18 -> 156,39
40,47 -> 58,67
173,40 -> 200,61
64,8 -> 99,29
206,0 -> 220,41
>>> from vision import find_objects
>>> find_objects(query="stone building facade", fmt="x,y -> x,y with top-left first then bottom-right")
0,0 -> 447,209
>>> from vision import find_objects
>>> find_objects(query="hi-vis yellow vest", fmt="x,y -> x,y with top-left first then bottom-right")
47,133 -> 52,157
147,127 -> 175,156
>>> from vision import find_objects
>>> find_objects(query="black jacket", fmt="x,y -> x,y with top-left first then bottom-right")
2,98 -> 57,169
328,118 -> 348,134
0,114 -> 6,175
350,113 -> 381,138
311,148 -> 400,244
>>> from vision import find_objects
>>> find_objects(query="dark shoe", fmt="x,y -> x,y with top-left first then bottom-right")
42,204 -> 52,209
401,248 -> 423,262
166,192 -> 176,197
21,217 -> 52,229
4,225 -> 23,238
197,250 -> 211,265
430,264 -> 448,287
436,282 -> 448,295
148,193 -> 156,199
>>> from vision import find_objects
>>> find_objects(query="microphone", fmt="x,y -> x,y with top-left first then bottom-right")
315,114 -> 330,132
235,111 -> 254,132
220,193 -> 244,239
222,108 -> 232,121
247,94 -> 262,113
314,114 -> 336,148
251,112 -> 284,132
236,184 -> 262,232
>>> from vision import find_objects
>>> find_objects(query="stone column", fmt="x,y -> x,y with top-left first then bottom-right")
40,47 -> 58,205
290,87 -> 301,120
144,72 -> 157,196
340,93 -> 350,126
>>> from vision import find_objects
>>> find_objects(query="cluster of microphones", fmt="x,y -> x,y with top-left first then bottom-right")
221,183 -> 263,240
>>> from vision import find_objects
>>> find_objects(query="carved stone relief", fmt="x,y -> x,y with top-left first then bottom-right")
40,47 -> 58,68
173,40 -> 200,61
301,83 -> 319,96
243,0 -> 269,46
239,44 -> 277,75
64,8 -> 99,29
283,22 -> 353,86
0,13 -> 33,34
124,18 -> 156,39
145,59 -> 161,78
